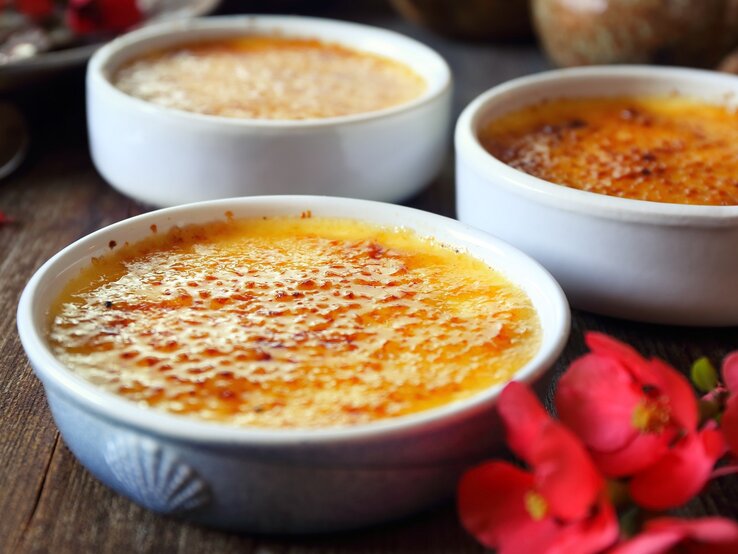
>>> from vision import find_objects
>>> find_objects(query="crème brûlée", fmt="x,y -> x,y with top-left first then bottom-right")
49,216 -> 541,429
480,96 -> 738,206
112,36 -> 426,119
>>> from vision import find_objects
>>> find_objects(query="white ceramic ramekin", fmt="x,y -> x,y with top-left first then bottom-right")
17,196 -> 569,533
456,66 -> 738,326
87,16 -> 452,207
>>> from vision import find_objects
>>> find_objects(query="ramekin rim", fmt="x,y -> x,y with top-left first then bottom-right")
17,195 -> 569,446
87,14 -> 453,130
455,65 -> 738,225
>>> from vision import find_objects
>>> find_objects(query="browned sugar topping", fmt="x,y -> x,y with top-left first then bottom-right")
113,36 -> 426,120
49,217 -> 541,429
480,96 -> 738,206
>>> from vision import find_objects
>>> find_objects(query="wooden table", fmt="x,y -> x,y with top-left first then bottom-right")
1,2 -> 736,552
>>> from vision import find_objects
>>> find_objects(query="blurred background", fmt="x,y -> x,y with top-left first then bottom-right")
2,0 -> 738,190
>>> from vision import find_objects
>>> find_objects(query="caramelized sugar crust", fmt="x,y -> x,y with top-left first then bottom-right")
480,96 -> 738,206
49,217 -> 540,429
113,36 -> 426,119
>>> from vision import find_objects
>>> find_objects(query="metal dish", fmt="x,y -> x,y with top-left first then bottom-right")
0,0 -> 219,91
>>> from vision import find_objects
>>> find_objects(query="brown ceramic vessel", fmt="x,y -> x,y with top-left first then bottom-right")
532,0 -> 738,68
391,0 -> 532,41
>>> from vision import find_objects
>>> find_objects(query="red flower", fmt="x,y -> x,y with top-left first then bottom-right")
628,424 -> 725,510
14,0 -> 55,18
556,333 -> 697,476
723,352 -> 738,393
66,0 -> 142,35
554,333 -> 725,508
721,352 -> 738,457
458,383 -> 618,554
610,517 -> 738,554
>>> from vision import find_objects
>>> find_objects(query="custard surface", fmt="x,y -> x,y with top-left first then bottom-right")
480,96 -> 738,206
113,36 -> 426,119
49,217 -> 540,429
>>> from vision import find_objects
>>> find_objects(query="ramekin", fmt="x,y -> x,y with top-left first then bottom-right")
87,16 -> 452,207
456,66 -> 738,326
17,196 -> 569,533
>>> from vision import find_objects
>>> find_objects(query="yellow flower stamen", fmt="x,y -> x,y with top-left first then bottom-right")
632,397 -> 670,433
524,491 -> 548,521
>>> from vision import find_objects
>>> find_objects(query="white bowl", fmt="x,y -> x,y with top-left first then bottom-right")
456,66 -> 738,326
17,196 -> 569,533
87,16 -> 452,207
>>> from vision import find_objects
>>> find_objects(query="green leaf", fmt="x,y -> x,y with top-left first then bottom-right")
691,357 -> 718,393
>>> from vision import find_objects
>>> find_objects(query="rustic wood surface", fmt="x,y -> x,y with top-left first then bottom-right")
1,2 -> 736,553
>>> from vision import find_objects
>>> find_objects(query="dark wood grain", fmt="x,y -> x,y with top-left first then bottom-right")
0,1 -> 736,553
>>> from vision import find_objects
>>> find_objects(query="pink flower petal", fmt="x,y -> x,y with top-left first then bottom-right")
498,518 -> 563,554
646,359 -> 698,432
555,353 -> 642,452
498,383 -> 603,521
457,461 -> 559,554
721,394 -> 738,457
723,352 -> 738,392
609,531 -> 682,554
498,381 -> 550,463
651,517 -> 738,544
590,431 -> 672,477
611,517 -> 738,554
547,497 -> 619,554
585,334 -> 698,435
531,422 -> 604,521
630,428 -> 726,510
585,332 -> 652,383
